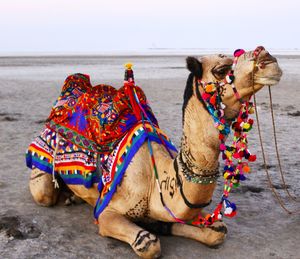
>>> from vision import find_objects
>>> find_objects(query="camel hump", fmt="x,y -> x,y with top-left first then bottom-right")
61,73 -> 92,94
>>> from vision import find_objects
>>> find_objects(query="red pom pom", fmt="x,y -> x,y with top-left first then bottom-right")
248,119 -> 254,125
211,95 -> 216,105
233,153 -> 240,159
248,154 -> 257,162
219,134 -> 225,140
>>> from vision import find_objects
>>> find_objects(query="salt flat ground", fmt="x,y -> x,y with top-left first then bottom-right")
0,54 -> 299,258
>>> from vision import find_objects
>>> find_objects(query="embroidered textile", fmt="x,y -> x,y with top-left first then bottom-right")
26,127 -> 100,188
46,73 -> 157,154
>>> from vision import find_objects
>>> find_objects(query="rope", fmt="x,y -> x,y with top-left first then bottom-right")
52,134 -> 60,189
268,86 -> 299,202
251,60 -> 299,213
253,94 -> 296,214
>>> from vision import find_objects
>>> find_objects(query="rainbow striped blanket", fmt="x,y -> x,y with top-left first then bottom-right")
26,73 -> 177,218
26,122 -> 176,218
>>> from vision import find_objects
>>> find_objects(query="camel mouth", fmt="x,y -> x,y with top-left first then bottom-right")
255,75 -> 282,85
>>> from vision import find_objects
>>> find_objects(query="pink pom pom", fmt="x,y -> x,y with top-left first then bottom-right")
220,143 -> 226,151
202,93 -> 210,100
234,49 -> 245,57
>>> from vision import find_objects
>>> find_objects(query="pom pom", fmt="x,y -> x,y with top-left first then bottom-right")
210,95 -> 216,105
233,152 -> 240,159
234,49 -> 245,57
223,199 -> 237,217
243,123 -> 250,130
205,84 -> 216,93
220,143 -> 226,151
248,154 -> 257,162
223,172 -> 230,179
233,182 -> 240,188
225,150 -> 232,158
218,124 -> 225,131
205,214 -> 212,220
202,93 -> 211,101
124,63 -> 133,70
239,174 -> 247,181
243,165 -> 251,173
219,109 -> 224,117
249,107 -> 255,114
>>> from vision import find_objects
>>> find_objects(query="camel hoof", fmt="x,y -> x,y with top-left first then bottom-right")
132,230 -> 161,258
205,221 -> 227,247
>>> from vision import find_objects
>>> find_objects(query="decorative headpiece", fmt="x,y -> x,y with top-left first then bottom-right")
124,63 -> 135,85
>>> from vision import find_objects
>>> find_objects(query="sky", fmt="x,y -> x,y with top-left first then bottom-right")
1,0 -> 300,53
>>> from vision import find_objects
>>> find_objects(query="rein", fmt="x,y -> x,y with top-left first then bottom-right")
251,61 -> 300,214
253,92 -> 300,214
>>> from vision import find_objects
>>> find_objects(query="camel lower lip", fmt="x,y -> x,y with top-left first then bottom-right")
256,76 -> 281,84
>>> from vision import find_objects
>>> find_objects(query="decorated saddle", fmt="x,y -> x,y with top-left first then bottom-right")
26,64 -> 177,218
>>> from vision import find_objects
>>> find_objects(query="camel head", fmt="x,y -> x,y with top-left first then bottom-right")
186,46 -> 282,120
221,46 -> 283,118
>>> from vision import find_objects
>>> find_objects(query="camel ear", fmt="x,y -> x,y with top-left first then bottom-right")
186,56 -> 203,78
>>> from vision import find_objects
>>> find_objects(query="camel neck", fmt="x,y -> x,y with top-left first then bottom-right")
180,95 -> 220,175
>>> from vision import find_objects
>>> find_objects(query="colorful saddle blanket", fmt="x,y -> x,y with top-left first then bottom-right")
46,73 -> 158,154
26,73 -> 177,218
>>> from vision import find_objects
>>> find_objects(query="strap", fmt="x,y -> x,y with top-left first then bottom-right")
174,158 -> 211,209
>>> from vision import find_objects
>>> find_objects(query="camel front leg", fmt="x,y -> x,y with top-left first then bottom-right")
171,221 -> 227,247
98,210 -> 161,258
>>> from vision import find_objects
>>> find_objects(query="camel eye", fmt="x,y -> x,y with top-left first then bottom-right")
212,65 -> 231,79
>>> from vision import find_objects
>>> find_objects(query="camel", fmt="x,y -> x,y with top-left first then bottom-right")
27,47 -> 282,258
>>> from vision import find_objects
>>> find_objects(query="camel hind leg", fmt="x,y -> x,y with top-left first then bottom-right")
29,168 -> 60,206
98,210 -> 161,258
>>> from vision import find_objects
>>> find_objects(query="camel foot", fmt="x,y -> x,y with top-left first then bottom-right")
132,230 -> 161,258
29,168 -> 59,206
171,220 -> 227,247
205,221 -> 228,247
98,210 -> 161,258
